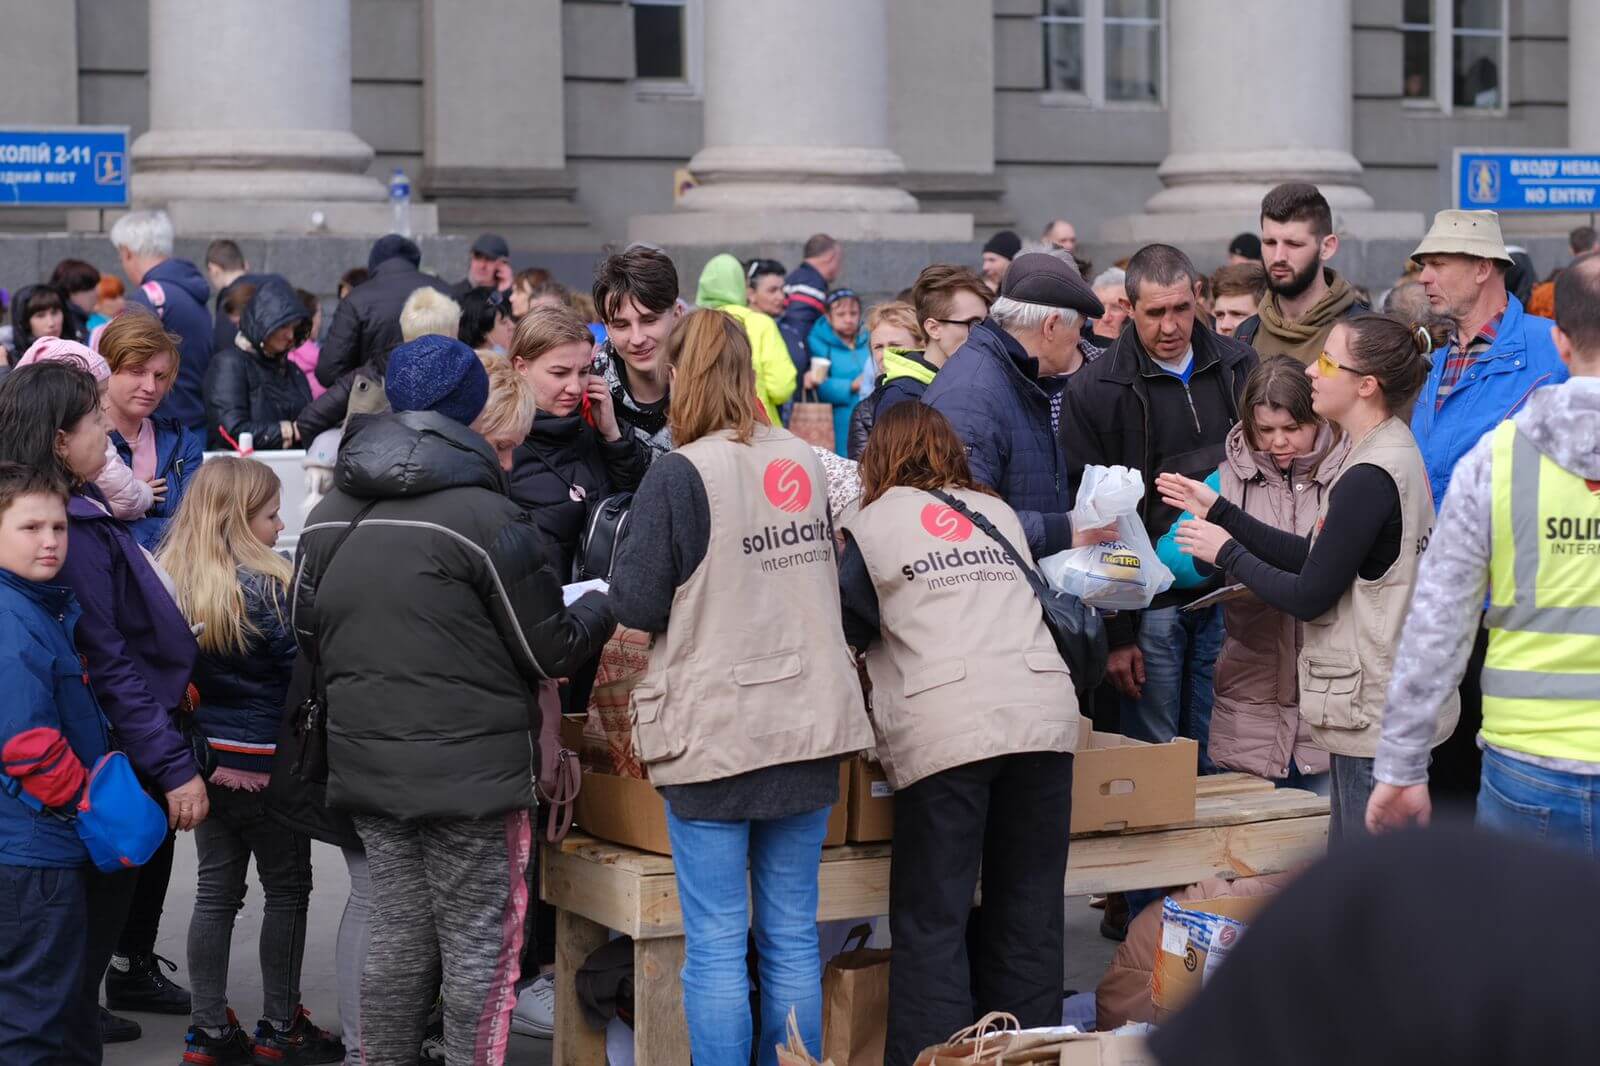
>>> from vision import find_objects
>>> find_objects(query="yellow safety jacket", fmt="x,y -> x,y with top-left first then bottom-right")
1483,420 -> 1600,760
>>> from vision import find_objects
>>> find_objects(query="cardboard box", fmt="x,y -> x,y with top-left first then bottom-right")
1056,1033 -> 1155,1066
562,716 -> 848,855
1149,894 -> 1269,1020
846,756 -> 895,842
1071,726 -> 1197,834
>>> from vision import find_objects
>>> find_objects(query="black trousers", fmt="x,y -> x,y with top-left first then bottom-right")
59,866 -> 138,1064
115,826 -> 176,957
1430,626 -> 1488,811
884,751 -> 1074,1066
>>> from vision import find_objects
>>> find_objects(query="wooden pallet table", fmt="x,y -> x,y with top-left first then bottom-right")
542,772 -> 1327,1066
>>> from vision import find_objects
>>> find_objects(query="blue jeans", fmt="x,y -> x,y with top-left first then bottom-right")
1478,746 -> 1600,856
1120,605 -> 1224,774
664,804 -> 830,1066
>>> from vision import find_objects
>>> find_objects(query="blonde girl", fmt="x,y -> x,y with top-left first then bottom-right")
158,457 -> 342,1062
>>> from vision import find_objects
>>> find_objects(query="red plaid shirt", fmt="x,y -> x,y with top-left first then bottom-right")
1435,308 -> 1505,411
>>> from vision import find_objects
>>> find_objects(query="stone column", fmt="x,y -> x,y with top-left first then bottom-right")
0,1 -> 77,125
422,0 -> 586,247
130,0 -> 421,235
1103,0 -> 1414,246
631,0 -> 969,243
1571,0 -> 1600,150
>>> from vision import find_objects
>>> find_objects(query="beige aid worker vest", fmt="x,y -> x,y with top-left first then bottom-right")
1298,417 -> 1460,758
843,485 -> 1081,790
630,425 -> 872,787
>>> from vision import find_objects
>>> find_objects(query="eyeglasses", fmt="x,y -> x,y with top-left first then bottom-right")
1315,350 -> 1361,377
935,317 -> 985,330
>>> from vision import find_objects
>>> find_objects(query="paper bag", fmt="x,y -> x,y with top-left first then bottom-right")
777,1007 -> 835,1066
789,391 -> 837,451
912,1013 -> 1066,1065
821,925 -> 889,1066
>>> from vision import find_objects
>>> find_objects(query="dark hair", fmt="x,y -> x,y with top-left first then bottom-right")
859,402 -> 997,508
1212,262 -> 1267,301
221,282 -> 257,320
803,234 -> 839,260
1571,226 -> 1598,256
458,287 -> 511,348
1261,182 -> 1333,239
295,288 -> 320,318
1340,313 -> 1443,415
745,258 -> 786,285
911,263 -> 991,327
205,239 -> 246,273
337,267 -> 369,298
1555,252 -> 1600,354
1240,356 -> 1322,449
1228,233 -> 1261,260
593,247 -> 680,324
1125,244 -> 1198,305
0,460 -> 69,522
48,258 -> 100,296
0,362 -> 102,487
11,285 -> 66,352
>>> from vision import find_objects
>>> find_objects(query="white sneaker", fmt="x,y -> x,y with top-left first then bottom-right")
511,972 -> 555,1039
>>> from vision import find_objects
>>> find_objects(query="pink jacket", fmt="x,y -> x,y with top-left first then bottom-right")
1207,421 -> 1347,779
15,338 -> 152,521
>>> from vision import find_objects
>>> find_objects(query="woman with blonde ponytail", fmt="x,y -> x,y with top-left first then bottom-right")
158,457 -> 343,1063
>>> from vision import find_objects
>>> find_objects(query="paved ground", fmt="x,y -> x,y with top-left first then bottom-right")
107,834 -> 1120,1065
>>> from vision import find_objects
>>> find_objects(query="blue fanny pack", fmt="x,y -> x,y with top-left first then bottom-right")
3,751 -> 168,872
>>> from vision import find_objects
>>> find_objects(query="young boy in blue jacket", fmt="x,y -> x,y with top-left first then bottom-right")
0,463 -> 111,1064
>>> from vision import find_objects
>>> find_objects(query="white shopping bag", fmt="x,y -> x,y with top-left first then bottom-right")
1039,464 -> 1174,610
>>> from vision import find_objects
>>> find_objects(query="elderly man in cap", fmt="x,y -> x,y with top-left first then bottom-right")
923,251 -> 1104,560
1405,210 -> 1566,805
454,232 -> 513,298
1063,243 -> 1259,787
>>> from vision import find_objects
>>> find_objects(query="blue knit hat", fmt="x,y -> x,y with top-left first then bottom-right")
384,335 -> 490,426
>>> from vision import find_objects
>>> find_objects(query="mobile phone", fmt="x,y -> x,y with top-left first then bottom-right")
590,344 -> 610,377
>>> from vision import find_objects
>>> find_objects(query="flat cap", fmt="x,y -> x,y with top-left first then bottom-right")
471,232 -> 510,260
1000,253 -> 1106,318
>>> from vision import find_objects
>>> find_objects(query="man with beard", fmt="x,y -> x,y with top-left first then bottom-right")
1236,183 -> 1366,363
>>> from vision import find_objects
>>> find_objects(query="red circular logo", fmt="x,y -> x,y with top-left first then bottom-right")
762,459 -> 812,514
920,503 -> 973,542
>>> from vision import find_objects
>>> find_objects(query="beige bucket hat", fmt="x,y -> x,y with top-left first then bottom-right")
1411,209 -> 1513,265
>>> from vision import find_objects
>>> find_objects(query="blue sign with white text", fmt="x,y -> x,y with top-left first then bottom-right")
1454,149 -> 1600,212
0,127 -> 129,207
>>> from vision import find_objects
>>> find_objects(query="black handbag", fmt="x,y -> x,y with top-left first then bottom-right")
576,491 -> 634,583
287,501 -> 378,787
926,489 -> 1108,695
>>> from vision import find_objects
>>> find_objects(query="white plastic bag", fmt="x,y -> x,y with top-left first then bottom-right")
1039,464 -> 1174,610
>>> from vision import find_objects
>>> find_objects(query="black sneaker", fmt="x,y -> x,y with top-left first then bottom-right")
105,951 -> 192,1014
251,1006 -> 344,1065
183,1010 -> 255,1066
98,1005 -> 142,1044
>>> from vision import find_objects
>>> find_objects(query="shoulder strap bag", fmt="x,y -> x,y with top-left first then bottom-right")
925,489 -> 1107,695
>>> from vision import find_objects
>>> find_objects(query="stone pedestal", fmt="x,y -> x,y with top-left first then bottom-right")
630,0 -> 970,245
130,0 -> 424,236
1102,0 -> 1418,248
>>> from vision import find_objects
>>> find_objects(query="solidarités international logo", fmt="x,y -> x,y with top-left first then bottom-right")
745,458 -> 830,572
763,458 -> 812,514
920,503 -> 974,543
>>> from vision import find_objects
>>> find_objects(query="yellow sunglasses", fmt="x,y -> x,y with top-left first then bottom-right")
1315,350 -> 1361,377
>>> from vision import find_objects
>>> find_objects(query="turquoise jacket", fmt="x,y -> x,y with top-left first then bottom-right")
809,316 -> 872,455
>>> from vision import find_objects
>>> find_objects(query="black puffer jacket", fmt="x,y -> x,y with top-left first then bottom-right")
193,569 -> 296,774
203,277 -> 313,450
294,411 -> 614,820
508,411 -> 653,577
315,241 -> 454,386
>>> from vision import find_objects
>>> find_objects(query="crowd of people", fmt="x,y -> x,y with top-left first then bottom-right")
0,177 -> 1595,1066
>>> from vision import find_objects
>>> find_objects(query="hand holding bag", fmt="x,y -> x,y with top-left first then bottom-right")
926,489 -> 1108,695
788,388 -> 837,451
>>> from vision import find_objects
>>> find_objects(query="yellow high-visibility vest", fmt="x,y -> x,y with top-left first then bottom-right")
1483,420 -> 1600,761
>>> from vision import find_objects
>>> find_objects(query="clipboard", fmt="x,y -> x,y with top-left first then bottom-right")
1181,582 -> 1251,612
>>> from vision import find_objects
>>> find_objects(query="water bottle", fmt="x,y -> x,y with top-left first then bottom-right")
388,167 -> 412,236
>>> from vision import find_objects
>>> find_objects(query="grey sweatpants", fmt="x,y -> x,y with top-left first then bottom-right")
352,811 -> 532,1066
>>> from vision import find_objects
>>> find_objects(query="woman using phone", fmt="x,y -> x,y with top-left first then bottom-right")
1158,315 -> 1458,839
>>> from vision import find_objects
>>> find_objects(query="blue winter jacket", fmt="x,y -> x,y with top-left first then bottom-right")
127,258 -> 215,434
193,569 -> 296,774
809,316 -> 872,456
110,416 -> 205,552
1411,293 -> 1567,510
778,262 -> 828,375
922,319 -> 1073,558
0,570 -> 111,868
